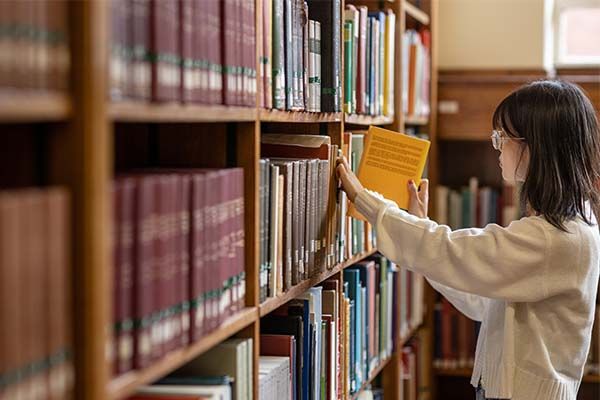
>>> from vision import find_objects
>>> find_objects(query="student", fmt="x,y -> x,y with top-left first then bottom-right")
336,80 -> 600,400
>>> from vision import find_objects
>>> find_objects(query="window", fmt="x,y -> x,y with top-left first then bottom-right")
554,0 -> 600,66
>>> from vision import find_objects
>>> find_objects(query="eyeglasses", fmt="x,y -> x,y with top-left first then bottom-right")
491,129 -> 525,151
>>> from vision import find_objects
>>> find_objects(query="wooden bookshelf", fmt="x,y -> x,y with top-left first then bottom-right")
259,249 -> 378,317
260,108 -> 342,122
0,91 -> 72,122
345,113 -> 394,126
403,0 -> 430,25
0,0 -> 438,399
108,307 -> 258,400
404,114 -> 429,126
110,102 -> 257,123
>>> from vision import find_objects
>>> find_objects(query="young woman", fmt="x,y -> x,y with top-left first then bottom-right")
337,80 -> 600,400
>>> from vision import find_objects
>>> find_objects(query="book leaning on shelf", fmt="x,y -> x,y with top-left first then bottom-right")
111,169 -> 245,376
0,1 -> 70,92
110,0 -> 256,106
0,188 -> 74,400
259,134 -> 344,302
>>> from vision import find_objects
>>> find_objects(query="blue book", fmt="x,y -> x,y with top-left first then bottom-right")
288,299 -> 311,400
344,268 -> 362,390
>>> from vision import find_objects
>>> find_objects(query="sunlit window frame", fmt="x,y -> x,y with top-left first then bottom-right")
554,0 -> 600,67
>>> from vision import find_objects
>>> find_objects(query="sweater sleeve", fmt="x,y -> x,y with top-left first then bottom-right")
354,189 -> 549,303
425,277 -> 490,322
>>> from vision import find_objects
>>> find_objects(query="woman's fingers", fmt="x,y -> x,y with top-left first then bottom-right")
418,179 -> 429,202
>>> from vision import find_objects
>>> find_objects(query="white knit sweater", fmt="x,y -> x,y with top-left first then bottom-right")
354,189 -> 600,400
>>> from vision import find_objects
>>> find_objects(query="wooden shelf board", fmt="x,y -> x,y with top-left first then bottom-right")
403,1 -> 430,25
404,115 -> 429,126
0,91 -> 71,122
109,102 -> 257,123
260,108 -> 342,123
583,374 -> 600,383
350,356 -> 392,400
108,307 -> 258,400
259,250 -> 378,317
345,113 -> 394,126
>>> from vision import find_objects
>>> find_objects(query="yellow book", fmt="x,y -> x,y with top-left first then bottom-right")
348,126 -> 430,220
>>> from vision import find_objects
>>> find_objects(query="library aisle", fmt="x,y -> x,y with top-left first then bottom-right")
0,1 -> 598,400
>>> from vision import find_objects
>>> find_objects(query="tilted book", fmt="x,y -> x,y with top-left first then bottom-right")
347,126 -> 430,220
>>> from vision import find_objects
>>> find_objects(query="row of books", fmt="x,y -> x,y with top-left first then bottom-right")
344,131 -> 377,258
128,337 -> 253,399
111,169 -> 245,376
0,0 -> 69,92
432,296 -> 480,369
258,134 -> 341,303
402,29 -> 431,119
343,7 -> 396,117
261,0 -> 341,112
110,0 -> 256,106
0,188 -> 73,400
435,178 -> 521,230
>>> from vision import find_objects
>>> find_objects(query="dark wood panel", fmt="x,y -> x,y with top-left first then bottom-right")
439,141 -> 502,188
556,68 -> 600,112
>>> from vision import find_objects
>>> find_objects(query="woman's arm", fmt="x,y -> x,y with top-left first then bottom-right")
354,189 -> 549,303
425,277 -> 490,321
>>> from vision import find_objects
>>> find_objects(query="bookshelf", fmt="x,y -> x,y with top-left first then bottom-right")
0,0 -> 437,399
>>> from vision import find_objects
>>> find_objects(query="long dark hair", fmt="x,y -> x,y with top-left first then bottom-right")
492,80 -> 600,231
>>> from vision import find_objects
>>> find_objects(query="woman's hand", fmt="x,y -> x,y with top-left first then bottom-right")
408,179 -> 429,218
336,156 -> 364,202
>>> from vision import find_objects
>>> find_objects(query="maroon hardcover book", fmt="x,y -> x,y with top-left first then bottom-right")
192,0 -> 206,103
189,172 -> 207,341
178,174 -> 191,347
132,0 -> 151,100
150,0 -> 180,102
115,178 -> 136,374
210,0 -> 223,104
180,0 -> 194,103
222,0 -> 237,105
133,176 -> 155,368
233,168 -> 245,310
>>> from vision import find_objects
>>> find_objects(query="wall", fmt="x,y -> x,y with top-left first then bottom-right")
438,0 -> 550,70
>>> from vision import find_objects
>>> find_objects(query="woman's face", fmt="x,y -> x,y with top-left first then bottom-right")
499,137 -> 529,183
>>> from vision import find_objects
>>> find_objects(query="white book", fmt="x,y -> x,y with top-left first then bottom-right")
269,164 -> 280,298
136,384 -> 232,400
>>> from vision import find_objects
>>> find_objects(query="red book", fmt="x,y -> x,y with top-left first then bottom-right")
133,176 -> 156,368
180,0 -> 194,103
260,333 -> 296,396
190,173 -> 207,341
222,0 -> 237,105
205,171 -> 221,331
115,178 -> 136,374
208,0 -> 223,105
234,168 -> 245,311
178,175 -> 191,347
193,0 -> 207,103
150,0 -> 180,102
131,0 -> 151,100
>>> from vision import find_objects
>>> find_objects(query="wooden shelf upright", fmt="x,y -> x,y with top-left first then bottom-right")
0,0 -> 437,399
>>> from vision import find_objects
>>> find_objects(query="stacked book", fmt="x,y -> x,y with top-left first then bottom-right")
401,337 -> 424,400
259,356 -> 292,400
435,178 -> 522,230
344,6 -> 396,117
343,255 -> 398,394
0,0 -> 70,92
402,29 -> 431,120
259,134 -> 341,302
112,169 -> 245,376
130,337 -> 253,399
343,131 -> 377,259
0,188 -> 73,400
261,0 -> 341,112
110,0 -> 256,106
432,296 -> 480,370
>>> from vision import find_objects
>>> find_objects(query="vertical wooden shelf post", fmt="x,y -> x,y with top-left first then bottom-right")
69,1 -> 111,399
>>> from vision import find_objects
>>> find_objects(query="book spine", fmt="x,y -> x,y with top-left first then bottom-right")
150,0 -> 180,102
272,0 -> 286,110
343,19 -> 352,114
235,0 -> 243,105
249,0 -> 257,106
302,2 -> 309,111
222,0 -> 236,105
190,173 -> 205,341
180,0 -> 193,103
178,175 -> 191,347
111,0 -> 128,100
262,0 -> 273,108
332,0 -> 341,112
132,0 -> 151,100
284,0 -> 293,110
235,169 -> 245,310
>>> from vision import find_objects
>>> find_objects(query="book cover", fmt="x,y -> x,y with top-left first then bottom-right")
347,126 -> 430,219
